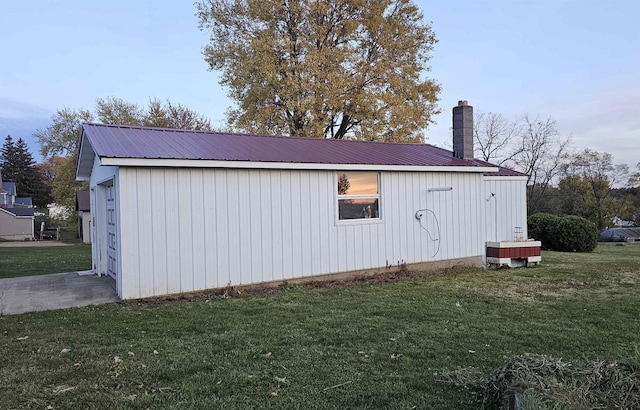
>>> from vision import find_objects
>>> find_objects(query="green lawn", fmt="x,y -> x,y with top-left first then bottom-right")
0,244 -> 92,279
0,244 -> 638,409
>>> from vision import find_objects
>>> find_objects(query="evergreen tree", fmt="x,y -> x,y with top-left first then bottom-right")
0,135 -> 53,207
1,135 -> 19,181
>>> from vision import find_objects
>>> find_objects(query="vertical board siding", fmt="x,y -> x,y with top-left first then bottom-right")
150,170 -> 168,296
117,168 -> 492,298
203,171 -> 217,289
483,178 -> 528,243
136,169 -> 154,297
164,170 -> 182,294
214,170 -> 229,288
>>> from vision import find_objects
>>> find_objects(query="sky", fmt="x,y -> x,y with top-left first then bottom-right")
0,0 -> 638,169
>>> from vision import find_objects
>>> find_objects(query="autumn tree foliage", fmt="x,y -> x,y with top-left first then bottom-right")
35,98 -> 212,216
196,0 -> 440,141
558,149 -> 629,230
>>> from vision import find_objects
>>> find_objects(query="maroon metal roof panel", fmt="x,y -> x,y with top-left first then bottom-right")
483,167 -> 528,177
81,123 -> 495,168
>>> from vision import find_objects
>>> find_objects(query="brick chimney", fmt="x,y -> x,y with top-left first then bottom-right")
452,100 -> 474,160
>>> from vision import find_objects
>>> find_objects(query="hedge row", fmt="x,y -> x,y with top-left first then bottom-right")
528,213 -> 598,252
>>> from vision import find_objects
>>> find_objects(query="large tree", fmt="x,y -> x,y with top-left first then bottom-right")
196,0 -> 440,141
473,111 -> 520,164
35,97 -> 213,216
471,112 -> 571,214
489,114 -> 572,215
560,149 -> 629,230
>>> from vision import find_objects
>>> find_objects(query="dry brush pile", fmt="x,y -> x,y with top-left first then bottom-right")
442,353 -> 640,409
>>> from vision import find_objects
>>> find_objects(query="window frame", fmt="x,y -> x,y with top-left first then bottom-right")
335,171 -> 383,225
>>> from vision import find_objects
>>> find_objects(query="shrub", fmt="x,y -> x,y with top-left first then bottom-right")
552,215 -> 598,252
527,213 -> 597,252
527,213 -> 560,250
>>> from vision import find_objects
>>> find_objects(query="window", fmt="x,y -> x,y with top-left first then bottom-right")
337,172 -> 380,220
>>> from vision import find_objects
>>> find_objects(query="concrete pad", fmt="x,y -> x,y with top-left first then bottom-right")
0,272 -> 119,315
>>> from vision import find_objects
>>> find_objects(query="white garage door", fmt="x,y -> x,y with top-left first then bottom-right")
106,182 -> 117,280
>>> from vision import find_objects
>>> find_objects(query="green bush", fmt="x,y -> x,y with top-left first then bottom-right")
527,213 -> 560,250
552,215 -> 598,252
527,213 -> 597,252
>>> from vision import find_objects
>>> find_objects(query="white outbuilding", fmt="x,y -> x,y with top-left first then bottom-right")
76,101 -> 528,299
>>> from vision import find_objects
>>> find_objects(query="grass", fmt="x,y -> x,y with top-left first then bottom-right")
0,243 -> 638,409
0,244 -> 92,279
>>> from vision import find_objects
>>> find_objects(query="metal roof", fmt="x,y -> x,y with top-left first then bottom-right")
80,123 -> 502,169
2,207 -> 34,217
484,167 -> 528,177
76,190 -> 90,211
600,227 -> 640,240
14,197 -> 33,206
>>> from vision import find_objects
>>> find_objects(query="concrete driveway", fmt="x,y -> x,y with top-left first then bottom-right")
0,272 -> 119,315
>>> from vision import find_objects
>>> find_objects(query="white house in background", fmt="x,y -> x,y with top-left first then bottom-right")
76,101 -> 528,300
76,190 -> 92,243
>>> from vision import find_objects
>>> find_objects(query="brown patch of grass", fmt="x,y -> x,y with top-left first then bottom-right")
129,265 -> 417,308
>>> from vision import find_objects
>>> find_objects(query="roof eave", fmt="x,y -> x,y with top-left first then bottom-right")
76,128 -> 96,180
99,157 -> 499,173
483,174 -> 529,181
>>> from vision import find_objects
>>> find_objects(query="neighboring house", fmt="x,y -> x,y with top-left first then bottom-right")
14,197 -> 33,208
0,175 -> 34,240
0,186 -> 7,207
76,190 -> 92,243
76,101 -> 529,300
600,227 -> 640,242
1,181 -> 17,206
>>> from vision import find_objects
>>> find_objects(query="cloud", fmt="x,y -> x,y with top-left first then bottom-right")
0,98 -> 52,119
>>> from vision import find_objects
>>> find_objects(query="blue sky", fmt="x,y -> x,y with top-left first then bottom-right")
1,0 -> 638,169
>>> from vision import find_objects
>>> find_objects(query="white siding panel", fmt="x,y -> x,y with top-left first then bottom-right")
116,168 -> 495,298
318,173 -> 331,274
248,170 -> 262,283
214,170 -> 230,288
203,171 -> 217,289
118,168 -> 137,299
260,171 -> 274,282
299,172 -> 311,276
137,169 -> 154,297
150,170 -> 168,296
290,173 -> 303,279
191,170 -> 206,290
226,171 -> 241,285
164,169 -> 182,294
177,171 -> 194,293
309,172 -> 321,274
280,172 -> 293,279
270,171 -> 283,281
483,177 -> 528,242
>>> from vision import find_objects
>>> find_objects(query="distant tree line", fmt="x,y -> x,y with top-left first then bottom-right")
474,112 -> 639,230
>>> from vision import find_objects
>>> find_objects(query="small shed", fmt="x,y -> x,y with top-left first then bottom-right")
0,175 -> 34,240
76,102 -> 529,299
0,207 -> 35,240
76,190 -> 92,243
